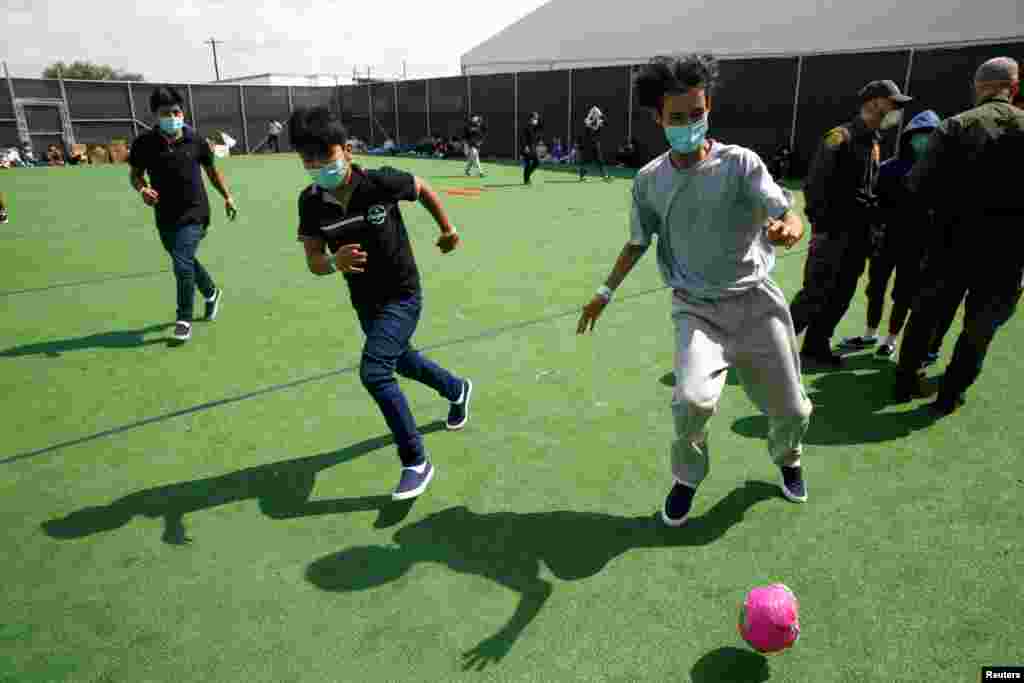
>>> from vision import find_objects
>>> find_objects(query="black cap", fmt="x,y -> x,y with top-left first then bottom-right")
859,79 -> 913,106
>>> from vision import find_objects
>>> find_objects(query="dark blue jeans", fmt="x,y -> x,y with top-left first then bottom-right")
356,294 -> 463,466
158,223 -> 216,322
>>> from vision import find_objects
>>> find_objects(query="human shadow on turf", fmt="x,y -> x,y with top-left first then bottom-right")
40,422 -> 446,544
306,480 -> 780,671
691,647 -> 770,683
0,323 -> 175,358
731,354 -> 940,446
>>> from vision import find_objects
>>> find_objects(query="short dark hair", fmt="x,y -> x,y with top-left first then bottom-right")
634,54 -> 719,113
149,86 -> 185,114
288,106 -> 348,158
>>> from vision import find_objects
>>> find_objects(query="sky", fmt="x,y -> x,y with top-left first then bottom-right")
3,0 -> 552,82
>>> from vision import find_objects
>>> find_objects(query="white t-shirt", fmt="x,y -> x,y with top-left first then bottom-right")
629,142 -> 791,300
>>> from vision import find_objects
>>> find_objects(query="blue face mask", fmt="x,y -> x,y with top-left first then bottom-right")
159,116 -> 184,135
309,158 -> 348,190
664,114 -> 709,154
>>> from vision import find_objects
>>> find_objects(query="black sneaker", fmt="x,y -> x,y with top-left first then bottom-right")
392,459 -> 434,500
0,208 -> 8,224
838,335 -> 878,351
893,372 -> 931,402
661,481 -> 696,527
800,347 -> 843,369
203,288 -> 222,321
172,321 -> 192,342
779,466 -> 807,503
876,342 -> 896,358
927,392 -> 966,417
446,379 -> 473,431
923,352 -> 939,368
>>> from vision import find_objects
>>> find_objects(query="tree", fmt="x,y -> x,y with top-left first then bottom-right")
43,61 -> 145,81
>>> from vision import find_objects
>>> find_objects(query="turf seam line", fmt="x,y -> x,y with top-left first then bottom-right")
0,269 -> 172,297
2,247 -> 807,466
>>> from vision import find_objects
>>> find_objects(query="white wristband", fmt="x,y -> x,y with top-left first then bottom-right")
596,285 -> 613,302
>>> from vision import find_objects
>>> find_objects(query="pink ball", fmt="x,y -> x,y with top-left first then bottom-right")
738,584 -> 800,654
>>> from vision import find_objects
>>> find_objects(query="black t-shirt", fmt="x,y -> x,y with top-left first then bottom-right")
129,127 -> 214,229
297,165 -> 421,308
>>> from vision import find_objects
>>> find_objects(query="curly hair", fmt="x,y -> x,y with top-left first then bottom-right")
634,54 -> 720,113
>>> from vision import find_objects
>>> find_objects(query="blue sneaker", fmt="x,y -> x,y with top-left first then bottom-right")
660,480 -> 696,527
392,459 -> 434,500
446,379 -> 473,431
779,465 -> 807,503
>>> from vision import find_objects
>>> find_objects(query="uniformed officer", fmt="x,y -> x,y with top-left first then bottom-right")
893,57 -> 1023,414
789,80 -> 911,367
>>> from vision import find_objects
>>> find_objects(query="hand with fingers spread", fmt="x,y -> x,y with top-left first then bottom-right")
334,243 -> 368,273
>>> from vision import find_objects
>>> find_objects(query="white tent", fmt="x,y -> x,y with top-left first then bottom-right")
461,0 -> 1023,75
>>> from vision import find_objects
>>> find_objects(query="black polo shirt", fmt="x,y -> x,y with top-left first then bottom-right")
129,126 -> 214,230
297,165 -> 421,308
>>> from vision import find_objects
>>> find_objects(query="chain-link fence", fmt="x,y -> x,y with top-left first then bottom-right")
3,38 -> 1020,172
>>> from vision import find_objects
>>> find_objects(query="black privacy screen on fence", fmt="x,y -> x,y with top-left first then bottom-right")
712,57 -> 799,161
516,70 -> 570,159
794,50 -> 911,174
907,41 -> 1024,122
191,85 -> 246,149
397,80 -> 428,146
428,77 -> 468,145
572,66 -> 631,164
371,82 -> 397,146
469,73 -> 515,159
3,37 -> 1018,163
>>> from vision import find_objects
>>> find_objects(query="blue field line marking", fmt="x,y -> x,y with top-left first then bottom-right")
2,248 -> 807,465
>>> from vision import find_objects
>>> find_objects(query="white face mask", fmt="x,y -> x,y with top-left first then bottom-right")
880,108 -> 903,130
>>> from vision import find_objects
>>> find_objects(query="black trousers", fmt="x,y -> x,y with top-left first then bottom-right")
898,261 -> 1022,400
523,152 -> 540,184
790,228 -> 872,348
865,228 -> 925,334
579,140 -> 606,178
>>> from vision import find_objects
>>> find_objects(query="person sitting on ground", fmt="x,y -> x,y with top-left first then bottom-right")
46,144 -> 66,166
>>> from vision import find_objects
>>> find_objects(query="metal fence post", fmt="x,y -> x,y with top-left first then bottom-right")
287,85 -> 294,113
895,48 -> 916,156
368,83 -> 374,146
239,84 -> 250,153
394,79 -> 400,143
513,72 -> 518,161
567,69 -> 573,149
55,64 -> 76,146
627,66 -> 634,140
788,55 -> 803,153
126,82 -> 139,138
186,84 -> 197,131
425,79 -> 431,138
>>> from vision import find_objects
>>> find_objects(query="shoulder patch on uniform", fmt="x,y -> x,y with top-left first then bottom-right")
824,127 -> 849,149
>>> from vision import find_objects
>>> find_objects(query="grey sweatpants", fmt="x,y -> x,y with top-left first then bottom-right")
670,278 -> 812,487
464,145 -> 483,176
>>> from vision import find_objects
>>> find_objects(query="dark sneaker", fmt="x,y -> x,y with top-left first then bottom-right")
927,392 -> 966,417
893,372 -> 932,402
779,465 -> 807,503
876,342 -> 896,358
923,352 -> 939,368
172,321 -> 192,342
838,335 -> 878,351
661,480 -> 696,527
800,348 -> 843,369
203,288 -> 222,321
392,460 -> 434,500
0,208 -> 8,224
446,379 -> 473,431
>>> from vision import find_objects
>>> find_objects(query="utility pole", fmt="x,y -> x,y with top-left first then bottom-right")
205,38 -> 222,81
